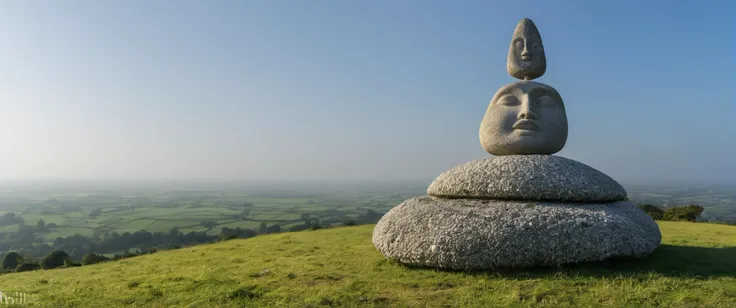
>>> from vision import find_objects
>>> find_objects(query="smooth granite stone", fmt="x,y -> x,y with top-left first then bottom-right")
427,155 -> 627,202
479,81 -> 567,156
507,18 -> 546,80
372,196 -> 661,270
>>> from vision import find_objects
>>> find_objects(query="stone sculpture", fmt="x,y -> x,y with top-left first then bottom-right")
372,18 -> 661,270
507,18 -> 546,80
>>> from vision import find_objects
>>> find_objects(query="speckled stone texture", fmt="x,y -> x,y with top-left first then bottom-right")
372,196 -> 661,270
427,155 -> 627,202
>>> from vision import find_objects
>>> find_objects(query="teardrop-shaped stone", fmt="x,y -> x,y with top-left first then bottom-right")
507,18 -> 546,80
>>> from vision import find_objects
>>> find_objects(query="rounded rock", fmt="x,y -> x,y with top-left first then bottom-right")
427,155 -> 627,202
372,196 -> 661,270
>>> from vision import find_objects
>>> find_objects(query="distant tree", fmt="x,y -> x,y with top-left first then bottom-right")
200,220 -> 218,230
266,224 -> 281,234
301,213 -> 312,225
88,208 -> 102,218
663,204 -> 705,222
219,227 -> 256,241
2,251 -> 24,270
259,222 -> 268,234
1,212 -> 23,226
345,220 -> 358,226
46,223 -> 59,229
240,203 -> 253,218
64,259 -> 82,267
16,262 -> 41,272
41,250 -> 70,269
14,224 -> 36,243
168,227 -> 180,238
36,219 -> 46,231
305,200 -> 315,205
357,209 -> 383,224
638,204 -> 665,220
288,224 -> 310,232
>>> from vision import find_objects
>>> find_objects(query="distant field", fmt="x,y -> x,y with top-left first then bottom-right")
0,188 -> 410,242
0,221 -> 734,307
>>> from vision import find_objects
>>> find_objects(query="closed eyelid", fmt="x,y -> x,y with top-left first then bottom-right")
494,94 -> 521,106
535,96 -> 557,106
493,87 -> 523,104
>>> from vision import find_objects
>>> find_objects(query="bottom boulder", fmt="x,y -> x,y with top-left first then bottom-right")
372,196 -> 661,270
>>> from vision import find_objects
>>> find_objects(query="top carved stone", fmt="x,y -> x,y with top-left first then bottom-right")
507,18 -> 546,81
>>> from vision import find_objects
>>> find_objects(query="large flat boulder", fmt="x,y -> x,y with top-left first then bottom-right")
372,196 -> 661,270
427,155 -> 627,202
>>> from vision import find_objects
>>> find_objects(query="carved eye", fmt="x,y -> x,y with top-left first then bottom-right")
515,40 -> 524,50
536,96 -> 557,107
498,94 -> 520,106
532,42 -> 540,50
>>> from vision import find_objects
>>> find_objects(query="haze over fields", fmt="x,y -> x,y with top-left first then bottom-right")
1,1 -> 735,185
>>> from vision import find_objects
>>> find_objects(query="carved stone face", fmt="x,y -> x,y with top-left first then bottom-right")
507,18 -> 546,80
480,81 -> 567,155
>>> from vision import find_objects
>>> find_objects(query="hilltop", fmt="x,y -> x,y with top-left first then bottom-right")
0,221 -> 734,307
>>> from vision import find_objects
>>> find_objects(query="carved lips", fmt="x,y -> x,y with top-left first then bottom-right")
512,119 -> 540,132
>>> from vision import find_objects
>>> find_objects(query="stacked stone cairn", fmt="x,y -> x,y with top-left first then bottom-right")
372,18 -> 661,270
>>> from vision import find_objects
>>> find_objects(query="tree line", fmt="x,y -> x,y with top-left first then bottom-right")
637,204 -> 705,222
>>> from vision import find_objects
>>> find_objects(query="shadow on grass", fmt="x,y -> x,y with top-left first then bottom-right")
402,245 -> 736,279
543,245 -> 736,279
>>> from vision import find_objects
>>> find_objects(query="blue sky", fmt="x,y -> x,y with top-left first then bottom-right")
0,1 -> 734,184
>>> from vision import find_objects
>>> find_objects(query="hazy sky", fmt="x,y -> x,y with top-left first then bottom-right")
1,1 -> 734,184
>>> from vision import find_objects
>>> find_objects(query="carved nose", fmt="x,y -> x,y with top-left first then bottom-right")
521,45 -> 531,57
518,110 -> 538,120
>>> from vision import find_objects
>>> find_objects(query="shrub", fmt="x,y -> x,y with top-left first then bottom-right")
81,253 -> 110,265
2,251 -> 24,270
663,204 -> 705,222
64,259 -> 82,267
16,262 -> 41,272
41,250 -> 70,269
638,204 -> 665,220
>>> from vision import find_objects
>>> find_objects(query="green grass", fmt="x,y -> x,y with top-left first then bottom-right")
21,214 -> 68,225
0,224 -> 20,233
0,221 -> 734,307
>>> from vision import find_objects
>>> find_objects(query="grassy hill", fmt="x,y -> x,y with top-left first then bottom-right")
0,221 -> 734,307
